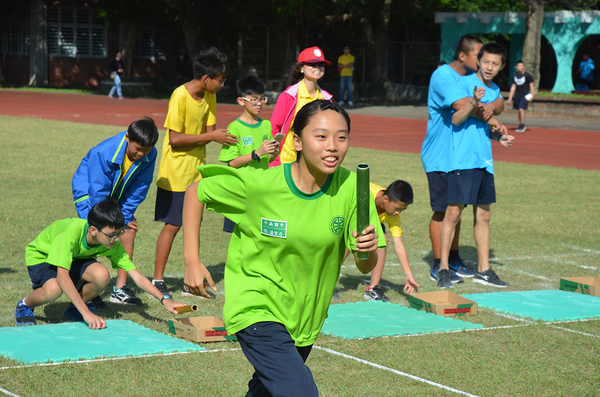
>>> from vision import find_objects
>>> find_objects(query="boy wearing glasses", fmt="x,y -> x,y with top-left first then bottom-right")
152,47 -> 238,298
72,117 -> 159,307
14,198 -> 185,328
218,75 -> 279,232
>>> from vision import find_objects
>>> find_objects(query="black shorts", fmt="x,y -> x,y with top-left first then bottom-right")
447,168 -> 496,206
27,259 -> 98,289
427,172 -> 450,212
155,187 -> 186,226
512,97 -> 529,110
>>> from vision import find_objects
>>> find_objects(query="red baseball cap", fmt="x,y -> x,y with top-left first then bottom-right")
298,47 -> 331,65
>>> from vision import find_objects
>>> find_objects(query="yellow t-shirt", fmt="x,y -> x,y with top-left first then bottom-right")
370,182 -> 402,237
280,80 -> 324,164
113,152 -> 134,196
157,85 -> 217,192
338,54 -> 355,77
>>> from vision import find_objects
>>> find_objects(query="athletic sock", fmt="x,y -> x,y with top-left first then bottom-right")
449,249 -> 459,259
433,258 -> 441,266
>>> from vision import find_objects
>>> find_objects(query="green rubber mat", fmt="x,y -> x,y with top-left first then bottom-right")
0,319 -> 205,364
463,290 -> 600,321
321,301 -> 483,339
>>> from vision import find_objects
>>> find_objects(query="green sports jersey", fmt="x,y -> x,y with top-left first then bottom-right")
25,218 -> 135,271
218,118 -> 273,170
196,163 -> 385,346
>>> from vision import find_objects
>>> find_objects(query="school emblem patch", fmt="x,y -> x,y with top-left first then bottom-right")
330,216 -> 344,236
242,136 -> 254,146
261,218 -> 287,239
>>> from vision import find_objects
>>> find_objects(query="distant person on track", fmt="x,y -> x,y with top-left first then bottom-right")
577,51 -> 595,90
338,46 -> 355,107
507,60 -> 534,133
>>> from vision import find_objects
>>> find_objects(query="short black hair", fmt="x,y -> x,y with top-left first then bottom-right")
516,60 -> 524,65
384,180 -> 413,205
127,117 -> 159,147
478,42 -> 507,65
88,197 -> 125,231
236,75 -> 265,97
193,47 -> 228,80
453,35 -> 483,61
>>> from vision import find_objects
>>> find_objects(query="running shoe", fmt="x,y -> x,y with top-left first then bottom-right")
110,285 -> 143,305
436,269 -> 454,289
430,263 -> 464,284
64,303 -> 92,322
14,300 -> 36,326
473,268 -> 509,288
449,256 -> 476,278
364,285 -> 390,302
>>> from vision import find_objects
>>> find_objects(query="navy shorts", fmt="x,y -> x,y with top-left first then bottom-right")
447,168 -> 496,206
236,321 -> 319,397
223,217 -> 236,233
427,172 -> 450,212
27,259 -> 98,289
512,97 -> 529,110
155,187 -> 185,226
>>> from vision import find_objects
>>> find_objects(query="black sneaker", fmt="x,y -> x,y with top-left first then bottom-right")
87,295 -> 108,310
182,285 -> 215,299
14,300 -> 36,326
436,269 -> 454,289
64,303 -> 92,322
364,285 -> 390,302
515,124 -> 526,133
151,279 -> 171,299
110,285 -> 143,305
430,263 -> 464,284
473,268 -> 509,288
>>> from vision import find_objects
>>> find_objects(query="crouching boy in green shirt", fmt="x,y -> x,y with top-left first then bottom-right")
14,198 -> 185,329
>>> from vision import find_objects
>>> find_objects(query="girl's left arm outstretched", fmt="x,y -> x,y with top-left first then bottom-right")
352,224 -> 379,274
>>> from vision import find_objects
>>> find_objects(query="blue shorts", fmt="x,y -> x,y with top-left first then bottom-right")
427,172 -> 450,212
27,259 -> 98,289
447,169 -> 496,206
236,321 -> 318,397
155,187 -> 185,226
512,97 -> 529,110
223,217 -> 236,233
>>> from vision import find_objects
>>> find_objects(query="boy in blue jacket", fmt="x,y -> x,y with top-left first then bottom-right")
72,117 -> 159,306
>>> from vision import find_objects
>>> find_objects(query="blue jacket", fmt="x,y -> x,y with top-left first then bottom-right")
72,131 -> 157,224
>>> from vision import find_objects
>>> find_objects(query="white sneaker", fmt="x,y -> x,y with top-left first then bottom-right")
339,101 -> 345,106
348,101 -> 354,106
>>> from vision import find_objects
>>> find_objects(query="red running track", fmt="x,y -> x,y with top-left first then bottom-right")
1,90 -> 598,171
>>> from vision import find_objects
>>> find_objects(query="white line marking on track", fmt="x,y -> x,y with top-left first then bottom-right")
0,348 -> 241,371
0,387 -> 20,397
314,346 -> 480,396
547,325 -> 600,338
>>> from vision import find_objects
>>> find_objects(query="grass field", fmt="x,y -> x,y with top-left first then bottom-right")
1,114 -> 599,396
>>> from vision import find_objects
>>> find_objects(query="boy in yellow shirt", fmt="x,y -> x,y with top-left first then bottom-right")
152,47 -> 238,297
365,180 -> 419,301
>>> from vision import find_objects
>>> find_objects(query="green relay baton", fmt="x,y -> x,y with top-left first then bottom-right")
356,163 -> 370,260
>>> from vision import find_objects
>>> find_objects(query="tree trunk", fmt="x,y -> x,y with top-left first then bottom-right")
123,18 -> 139,82
522,1 -> 544,93
360,0 -> 393,83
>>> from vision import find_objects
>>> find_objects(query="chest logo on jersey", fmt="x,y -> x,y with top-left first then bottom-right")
242,136 -> 254,146
261,218 -> 287,239
330,216 -> 345,236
